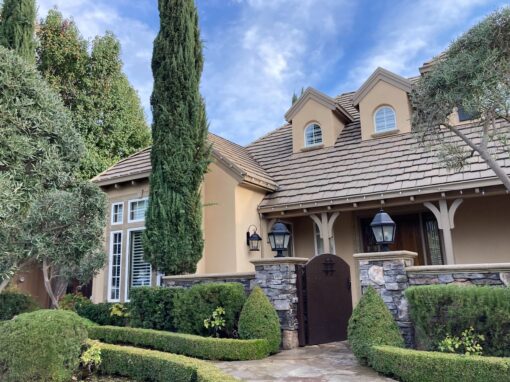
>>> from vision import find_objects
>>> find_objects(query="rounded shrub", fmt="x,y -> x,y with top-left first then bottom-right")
0,309 -> 89,382
238,286 -> 281,354
347,286 -> 404,365
0,289 -> 39,320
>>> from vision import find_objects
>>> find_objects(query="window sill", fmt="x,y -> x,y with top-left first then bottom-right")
301,143 -> 324,152
371,129 -> 400,139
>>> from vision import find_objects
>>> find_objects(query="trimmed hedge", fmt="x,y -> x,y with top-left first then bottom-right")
406,285 -> 510,356
76,302 -> 128,326
0,310 -> 88,382
0,290 -> 39,320
347,287 -> 404,364
173,282 -> 246,336
97,342 -> 240,382
89,325 -> 269,361
129,287 -> 182,331
370,345 -> 510,382
239,286 -> 281,354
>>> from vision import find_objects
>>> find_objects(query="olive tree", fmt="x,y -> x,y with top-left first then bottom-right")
412,7 -> 510,191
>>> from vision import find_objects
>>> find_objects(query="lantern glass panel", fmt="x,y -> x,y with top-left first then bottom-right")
383,224 -> 395,242
268,234 -> 276,249
372,225 -> 384,242
275,234 -> 285,248
284,233 -> 290,249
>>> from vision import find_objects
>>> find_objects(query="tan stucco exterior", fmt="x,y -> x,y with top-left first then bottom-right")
291,98 -> 345,153
358,80 -> 412,140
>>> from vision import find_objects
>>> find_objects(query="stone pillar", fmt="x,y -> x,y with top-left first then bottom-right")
251,257 -> 308,350
353,251 -> 417,347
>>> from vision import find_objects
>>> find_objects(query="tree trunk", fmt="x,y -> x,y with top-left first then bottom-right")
42,259 -> 59,308
477,146 -> 510,191
0,278 -> 9,294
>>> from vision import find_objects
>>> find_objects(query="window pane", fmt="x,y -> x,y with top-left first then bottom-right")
109,232 -> 122,301
305,124 -> 323,146
374,107 -> 396,132
128,230 -> 151,299
129,200 -> 147,221
112,203 -> 123,224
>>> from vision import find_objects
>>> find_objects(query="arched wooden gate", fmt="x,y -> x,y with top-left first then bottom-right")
297,253 -> 353,346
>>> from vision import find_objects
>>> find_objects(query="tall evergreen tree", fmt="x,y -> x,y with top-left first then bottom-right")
0,0 -> 35,63
144,0 -> 210,274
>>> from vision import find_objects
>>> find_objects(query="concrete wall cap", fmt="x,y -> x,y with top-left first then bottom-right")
353,251 -> 418,261
406,263 -> 510,274
251,257 -> 309,265
162,271 -> 256,281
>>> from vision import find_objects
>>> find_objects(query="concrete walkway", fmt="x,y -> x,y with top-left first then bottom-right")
215,341 -> 395,382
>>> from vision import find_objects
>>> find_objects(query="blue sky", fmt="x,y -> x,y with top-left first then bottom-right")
38,0 -> 508,145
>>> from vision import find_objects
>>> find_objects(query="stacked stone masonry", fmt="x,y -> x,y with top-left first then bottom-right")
407,271 -> 510,287
162,274 -> 254,293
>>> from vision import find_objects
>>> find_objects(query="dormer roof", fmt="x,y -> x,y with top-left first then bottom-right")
285,87 -> 353,124
352,67 -> 412,107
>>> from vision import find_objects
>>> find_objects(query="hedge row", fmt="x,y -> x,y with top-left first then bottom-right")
98,342 -> 239,382
129,287 -> 181,331
370,345 -> 510,382
89,325 -> 269,360
406,285 -> 510,356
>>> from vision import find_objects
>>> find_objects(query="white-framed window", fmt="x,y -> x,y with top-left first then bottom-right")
107,231 -> 123,302
304,123 -> 323,147
125,228 -> 151,301
313,223 -> 335,255
128,198 -> 148,223
374,106 -> 397,133
111,202 -> 124,225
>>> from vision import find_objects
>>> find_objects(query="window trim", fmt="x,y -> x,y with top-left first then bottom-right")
313,222 -> 336,256
373,105 -> 397,133
124,227 -> 151,302
304,123 -> 323,147
107,230 -> 123,303
111,202 -> 124,226
127,197 -> 149,223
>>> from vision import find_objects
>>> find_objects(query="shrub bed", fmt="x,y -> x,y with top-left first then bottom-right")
129,287 -> 182,331
76,302 -> 128,327
0,290 -> 39,320
0,309 -> 88,382
97,342 -> 239,382
370,345 -> 510,382
89,325 -> 269,361
173,282 -> 246,336
347,287 -> 404,364
406,285 -> 510,356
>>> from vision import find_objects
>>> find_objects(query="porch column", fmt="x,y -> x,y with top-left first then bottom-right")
423,199 -> 463,265
310,212 -> 339,254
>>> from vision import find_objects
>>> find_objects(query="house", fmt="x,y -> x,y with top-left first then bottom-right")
90,62 -> 510,305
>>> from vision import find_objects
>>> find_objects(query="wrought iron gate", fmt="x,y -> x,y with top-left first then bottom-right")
297,253 -> 353,346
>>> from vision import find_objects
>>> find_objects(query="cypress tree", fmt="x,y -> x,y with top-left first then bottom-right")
0,0 -> 36,63
143,0 -> 210,274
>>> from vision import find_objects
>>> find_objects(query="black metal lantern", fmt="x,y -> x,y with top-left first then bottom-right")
268,222 -> 291,257
246,225 -> 262,251
370,209 -> 396,251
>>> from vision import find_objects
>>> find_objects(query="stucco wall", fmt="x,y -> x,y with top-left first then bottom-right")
359,80 -> 412,140
452,195 -> 510,264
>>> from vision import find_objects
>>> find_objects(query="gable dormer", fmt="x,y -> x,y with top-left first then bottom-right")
353,67 -> 412,140
285,87 -> 353,153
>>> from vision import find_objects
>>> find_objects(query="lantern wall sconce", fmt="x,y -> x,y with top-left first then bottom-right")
267,221 -> 291,257
246,225 -> 262,251
370,209 -> 396,251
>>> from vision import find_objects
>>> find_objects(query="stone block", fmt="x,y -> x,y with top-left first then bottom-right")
500,272 -> 510,286
386,282 -> 400,291
273,299 -> 290,310
281,330 -> 299,349
438,274 -> 454,283
368,265 -> 385,285
452,272 -> 487,279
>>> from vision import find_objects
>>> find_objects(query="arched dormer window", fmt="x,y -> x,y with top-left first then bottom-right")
304,123 -> 323,147
374,106 -> 397,133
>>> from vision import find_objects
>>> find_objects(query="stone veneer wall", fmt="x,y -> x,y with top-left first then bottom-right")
162,272 -> 255,293
406,265 -> 510,287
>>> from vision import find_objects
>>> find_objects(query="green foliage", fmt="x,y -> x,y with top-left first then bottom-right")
406,285 -> 510,356
0,0 -> 36,63
347,287 -> 404,365
370,345 -> 510,382
97,342 -> 240,382
438,327 -> 485,356
37,10 -> 151,179
89,325 -> 269,361
128,286 -> 182,331
144,0 -> 211,275
0,289 -> 39,320
75,302 -> 129,327
59,292 -> 91,311
204,306 -> 226,338
173,283 -> 246,337
238,286 -> 281,354
0,309 -> 88,382
81,340 -> 102,374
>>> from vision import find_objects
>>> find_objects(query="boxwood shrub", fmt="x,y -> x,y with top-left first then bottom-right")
370,345 -> 510,382
347,286 -> 404,365
0,310 -> 88,382
0,290 -> 39,320
238,286 -> 281,354
173,282 -> 246,336
89,325 -> 269,360
97,342 -> 240,382
76,302 -> 128,326
406,285 -> 510,356
129,287 -> 182,331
